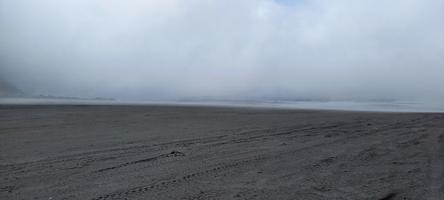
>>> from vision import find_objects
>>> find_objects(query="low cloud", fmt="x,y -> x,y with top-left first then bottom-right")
1,0 -> 443,101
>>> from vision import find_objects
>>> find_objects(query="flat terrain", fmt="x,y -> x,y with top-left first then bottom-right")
1,105 -> 444,200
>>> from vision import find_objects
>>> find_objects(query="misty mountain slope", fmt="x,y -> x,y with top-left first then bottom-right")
0,78 -> 23,97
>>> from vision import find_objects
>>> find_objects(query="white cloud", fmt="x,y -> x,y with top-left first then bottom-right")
0,0 -> 443,100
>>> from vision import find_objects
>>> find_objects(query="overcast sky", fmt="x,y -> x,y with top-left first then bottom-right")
1,0 -> 443,101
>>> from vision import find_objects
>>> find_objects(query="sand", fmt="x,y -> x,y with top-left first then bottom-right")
1,105 -> 443,200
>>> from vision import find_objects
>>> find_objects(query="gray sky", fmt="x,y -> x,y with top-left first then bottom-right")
1,0 -> 443,101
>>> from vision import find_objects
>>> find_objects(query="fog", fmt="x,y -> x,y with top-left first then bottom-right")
1,0 -> 443,101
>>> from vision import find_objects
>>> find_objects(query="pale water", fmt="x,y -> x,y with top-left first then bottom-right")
1,98 -> 444,113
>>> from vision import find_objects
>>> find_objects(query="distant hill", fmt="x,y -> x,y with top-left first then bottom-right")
0,78 -> 23,97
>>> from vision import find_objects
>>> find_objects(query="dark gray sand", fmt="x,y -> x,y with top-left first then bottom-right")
1,105 -> 444,200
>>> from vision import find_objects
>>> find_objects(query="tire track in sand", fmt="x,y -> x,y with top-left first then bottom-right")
90,117 -> 434,200
427,133 -> 444,200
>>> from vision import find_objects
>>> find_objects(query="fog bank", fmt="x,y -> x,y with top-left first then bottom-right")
1,0 -> 443,101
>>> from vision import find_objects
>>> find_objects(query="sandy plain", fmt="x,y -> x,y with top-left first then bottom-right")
1,105 -> 443,200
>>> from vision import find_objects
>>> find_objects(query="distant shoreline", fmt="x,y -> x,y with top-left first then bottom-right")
1,97 -> 443,113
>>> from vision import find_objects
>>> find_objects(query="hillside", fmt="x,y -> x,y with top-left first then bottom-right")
0,78 -> 23,97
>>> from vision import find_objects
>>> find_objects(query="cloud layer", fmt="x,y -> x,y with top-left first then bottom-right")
1,0 -> 443,100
